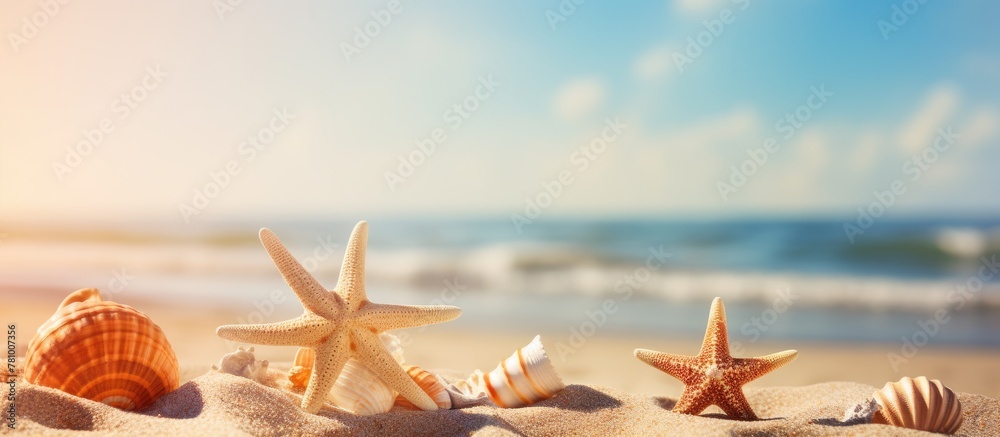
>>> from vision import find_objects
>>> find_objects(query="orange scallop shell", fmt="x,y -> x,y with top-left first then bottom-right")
24,288 -> 179,410
394,365 -> 451,410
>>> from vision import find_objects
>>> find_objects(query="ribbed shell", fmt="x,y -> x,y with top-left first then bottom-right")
394,365 -> 451,410
329,358 -> 396,415
476,335 -> 565,408
24,288 -> 179,410
872,376 -> 963,434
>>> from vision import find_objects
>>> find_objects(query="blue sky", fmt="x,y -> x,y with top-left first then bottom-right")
1,0 -> 998,222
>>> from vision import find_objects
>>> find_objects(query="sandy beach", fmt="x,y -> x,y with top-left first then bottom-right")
6,288 -> 1000,435
7,373 -> 1000,436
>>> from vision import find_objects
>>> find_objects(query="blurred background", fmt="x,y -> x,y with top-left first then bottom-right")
2,1 -> 999,394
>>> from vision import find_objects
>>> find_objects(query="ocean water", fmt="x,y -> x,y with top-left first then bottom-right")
2,217 -> 999,346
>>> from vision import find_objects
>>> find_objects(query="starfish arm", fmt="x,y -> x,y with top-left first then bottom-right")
715,387 -> 759,421
730,350 -> 798,384
301,336 -> 351,414
351,329 -> 438,411
634,349 -> 699,382
337,221 -> 368,312
259,228 -> 342,319
671,385 -> 714,416
216,314 -> 332,347
357,302 -> 462,331
700,297 -> 731,359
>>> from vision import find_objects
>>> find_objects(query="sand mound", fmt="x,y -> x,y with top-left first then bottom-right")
8,372 -> 999,436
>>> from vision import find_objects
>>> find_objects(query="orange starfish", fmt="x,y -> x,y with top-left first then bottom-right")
634,297 -> 797,420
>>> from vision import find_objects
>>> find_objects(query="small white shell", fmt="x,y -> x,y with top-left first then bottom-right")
450,369 -> 487,398
455,335 -> 565,408
329,358 -> 397,415
214,347 -> 255,377
213,347 -> 275,387
872,376 -> 962,434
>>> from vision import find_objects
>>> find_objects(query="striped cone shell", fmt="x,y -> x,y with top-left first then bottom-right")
481,335 -> 565,408
394,365 -> 451,410
24,288 -> 179,410
872,376 -> 963,434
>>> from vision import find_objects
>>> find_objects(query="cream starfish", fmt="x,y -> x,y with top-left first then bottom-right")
634,297 -> 797,420
216,221 -> 461,414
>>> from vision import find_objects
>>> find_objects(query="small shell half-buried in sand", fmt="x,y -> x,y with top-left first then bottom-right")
872,376 -> 962,434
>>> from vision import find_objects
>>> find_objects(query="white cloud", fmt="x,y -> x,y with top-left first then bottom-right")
674,0 -> 724,16
797,129 -> 830,171
552,78 -> 605,121
536,107 -> 764,212
960,106 -> 1000,148
633,45 -> 673,81
724,126 -> 835,210
898,84 -> 959,153
850,130 -> 881,171
672,106 -> 761,147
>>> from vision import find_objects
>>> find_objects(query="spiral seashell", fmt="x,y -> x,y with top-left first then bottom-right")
872,376 -> 963,434
461,335 -> 565,408
24,288 -> 179,410
394,365 -> 451,410
329,358 -> 397,415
